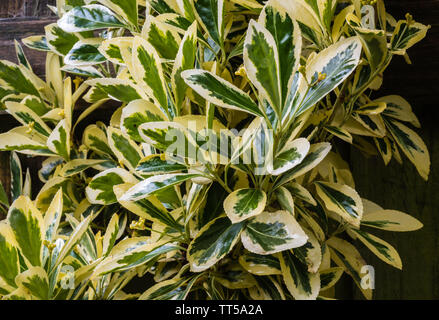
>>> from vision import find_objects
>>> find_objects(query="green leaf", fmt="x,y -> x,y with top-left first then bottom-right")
64,39 -> 106,65
279,249 -> 320,300
268,138 -> 310,175
136,155 -> 187,175
15,267 -> 49,300
241,210 -> 308,255
84,78 -> 146,103
171,21 -> 198,110
182,69 -> 263,117
239,251 -> 282,276
244,19 -> 282,114
0,60 -> 40,97
120,173 -> 200,202
107,127 -> 143,171
97,0 -> 138,27
0,223 -> 20,288
275,142 -> 331,188
114,183 -> 182,231
132,36 -> 168,112
188,215 -> 245,272
193,0 -> 225,48
350,229 -> 402,269
320,267 -> 344,291
384,118 -> 430,181
121,99 -> 167,142
142,15 -> 181,60
362,209 -> 423,232
47,119 -> 70,160
45,23 -> 80,56
7,196 -> 44,267
260,2 -> 302,108
58,4 -> 126,32
93,237 -> 178,276
86,168 -> 137,205
315,181 -> 363,227
223,188 -> 266,223
10,152 -> 22,202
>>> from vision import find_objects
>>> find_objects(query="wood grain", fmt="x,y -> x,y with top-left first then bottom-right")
0,0 -> 55,18
349,0 -> 439,299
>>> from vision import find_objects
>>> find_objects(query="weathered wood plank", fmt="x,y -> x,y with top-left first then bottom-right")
0,0 -> 55,18
349,0 -> 439,299
0,18 -> 56,77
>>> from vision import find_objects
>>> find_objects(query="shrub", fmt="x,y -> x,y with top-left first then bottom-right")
0,0 -> 430,300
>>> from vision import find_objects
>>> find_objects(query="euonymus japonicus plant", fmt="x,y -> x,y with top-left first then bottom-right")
0,0 -> 430,300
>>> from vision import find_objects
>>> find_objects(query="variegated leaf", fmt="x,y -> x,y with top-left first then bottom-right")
279,249 -> 320,300
132,36 -> 168,112
241,210 -> 308,255
248,275 -> 285,300
384,118 -> 430,180
362,209 -> 423,232
268,138 -> 310,175
275,142 -> 331,188
259,1 -> 302,108
193,0 -> 225,47
84,78 -> 146,103
58,4 -> 126,32
239,251 -> 282,276
86,168 -> 138,205
64,39 -> 106,66
136,154 -> 186,175
15,267 -> 49,300
182,69 -> 263,117
142,15 -> 181,59
244,19 -> 282,114
47,119 -> 70,160
121,99 -> 168,142
120,173 -> 200,202
107,127 -> 143,171
326,236 -> 372,299
320,267 -> 343,291
114,183 -> 182,230
223,188 -> 267,223
44,23 -> 80,56
350,229 -> 402,269
93,238 -> 178,276
315,181 -> 363,227
378,95 -> 420,128
171,21 -> 198,110
0,222 -> 20,288
7,196 -> 44,267
188,215 -> 245,272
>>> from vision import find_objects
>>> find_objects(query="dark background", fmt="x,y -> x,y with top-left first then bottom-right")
0,0 -> 438,299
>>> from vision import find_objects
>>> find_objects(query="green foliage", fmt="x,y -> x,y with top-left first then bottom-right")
0,0 -> 430,300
